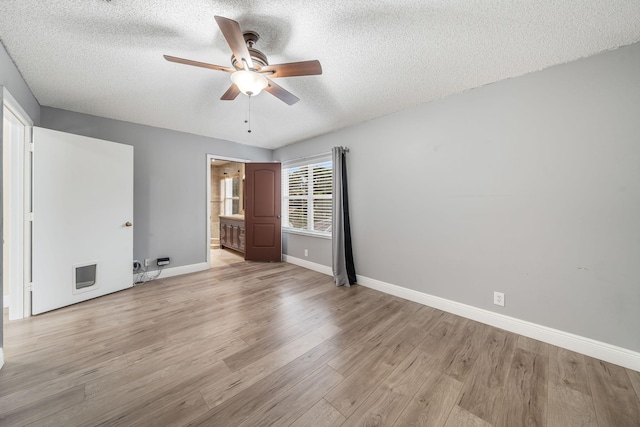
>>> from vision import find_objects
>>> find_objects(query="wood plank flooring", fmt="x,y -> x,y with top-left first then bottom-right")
2,259 -> 639,426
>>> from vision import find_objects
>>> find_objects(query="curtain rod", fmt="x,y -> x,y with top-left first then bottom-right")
281,147 -> 349,164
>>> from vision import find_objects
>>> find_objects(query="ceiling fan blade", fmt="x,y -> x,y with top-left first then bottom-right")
264,79 -> 300,105
221,84 -> 241,101
260,60 -> 322,78
214,16 -> 254,70
163,55 -> 234,73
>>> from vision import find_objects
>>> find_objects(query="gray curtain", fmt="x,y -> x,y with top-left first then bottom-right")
332,146 -> 356,286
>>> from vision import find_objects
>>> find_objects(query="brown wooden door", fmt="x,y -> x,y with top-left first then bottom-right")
245,162 -> 282,261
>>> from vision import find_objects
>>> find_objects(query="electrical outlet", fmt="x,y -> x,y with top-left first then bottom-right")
304,249 -> 309,257
494,291 -> 505,307
144,259 -> 150,267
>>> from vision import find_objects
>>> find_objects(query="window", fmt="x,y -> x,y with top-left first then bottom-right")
282,156 -> 332,236
221,176 -> 240,215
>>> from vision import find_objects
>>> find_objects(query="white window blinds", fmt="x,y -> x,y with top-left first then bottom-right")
282,156 -> 332,236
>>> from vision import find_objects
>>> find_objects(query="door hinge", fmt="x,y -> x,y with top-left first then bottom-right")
29,142 -> 34,152
25,212 -> 34,222
26,282 -> 33,292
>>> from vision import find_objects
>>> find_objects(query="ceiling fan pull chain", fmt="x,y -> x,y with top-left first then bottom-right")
243,95 -> 252,133
247,95 -> 252,133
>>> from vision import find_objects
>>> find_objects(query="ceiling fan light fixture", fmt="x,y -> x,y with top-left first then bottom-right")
231,70 -> 268,96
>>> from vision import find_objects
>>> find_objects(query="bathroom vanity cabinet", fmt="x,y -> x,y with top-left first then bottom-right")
219,215 -> 245,254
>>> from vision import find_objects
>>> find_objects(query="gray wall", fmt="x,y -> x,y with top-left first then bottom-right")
40,107 -> 272,269
282,233 -> 332,267
1,42 -> 41,352
274,42 -> 640,353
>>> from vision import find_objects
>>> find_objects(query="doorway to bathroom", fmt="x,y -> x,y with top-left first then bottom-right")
210,159 -> 245,249
206,155 -> 283,266
207,155 -> 246,267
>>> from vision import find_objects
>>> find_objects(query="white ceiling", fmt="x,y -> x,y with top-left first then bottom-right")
1,1 -> 639,149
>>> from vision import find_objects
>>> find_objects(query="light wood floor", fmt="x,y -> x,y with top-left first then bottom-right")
2,260 -> 639,426
210,248 -> 245,268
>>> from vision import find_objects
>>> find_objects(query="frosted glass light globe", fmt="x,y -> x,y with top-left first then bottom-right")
231,70 -> 268,96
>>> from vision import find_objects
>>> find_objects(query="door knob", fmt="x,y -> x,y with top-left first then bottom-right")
125,221 -> 133,227
276,215 -> 281,219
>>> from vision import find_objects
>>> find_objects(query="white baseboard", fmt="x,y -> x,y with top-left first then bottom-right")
3,295 -> 8,309
283,255 -> 332,276
132,262 -> 210,283
0,348 -> 4,370
159,262 -> 210,278
283,255 -> 640,372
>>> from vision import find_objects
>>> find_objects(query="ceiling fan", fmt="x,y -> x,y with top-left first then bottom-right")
164,16 -> 322,105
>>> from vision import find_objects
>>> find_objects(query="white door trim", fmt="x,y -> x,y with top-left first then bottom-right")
206,154 -> 248,266
3,88 -> 33,320
3,89 -> 33,126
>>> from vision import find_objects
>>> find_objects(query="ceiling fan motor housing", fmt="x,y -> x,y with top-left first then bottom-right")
231,31 -> 269,70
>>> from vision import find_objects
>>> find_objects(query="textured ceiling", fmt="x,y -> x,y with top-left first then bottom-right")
1,1 -> 639,149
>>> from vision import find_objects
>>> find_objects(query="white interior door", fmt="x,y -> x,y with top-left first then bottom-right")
32,127 -> 133,315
